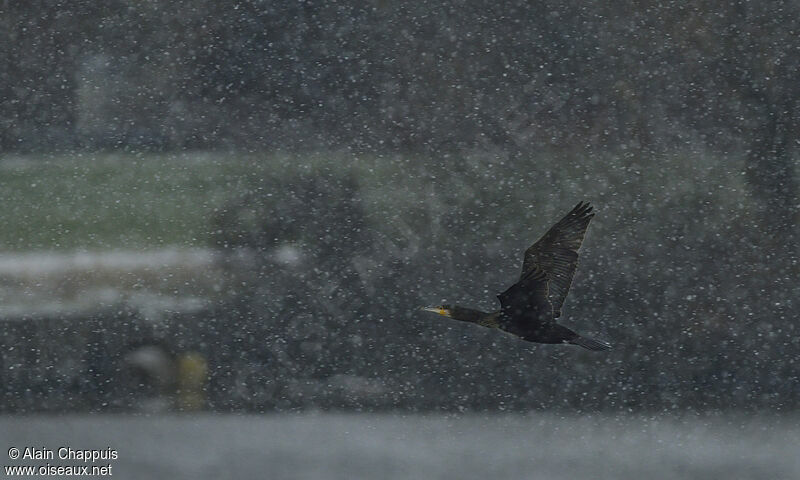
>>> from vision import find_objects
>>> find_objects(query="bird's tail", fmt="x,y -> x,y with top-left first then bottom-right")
569,335 -> 612,351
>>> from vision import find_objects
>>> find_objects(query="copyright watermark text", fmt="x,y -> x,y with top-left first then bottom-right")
5,446 -> 117,476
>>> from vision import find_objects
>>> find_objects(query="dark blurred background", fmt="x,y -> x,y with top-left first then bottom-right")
0,0 -> 798,414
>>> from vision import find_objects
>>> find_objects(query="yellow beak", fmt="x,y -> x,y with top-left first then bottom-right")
421,306 -> 452,317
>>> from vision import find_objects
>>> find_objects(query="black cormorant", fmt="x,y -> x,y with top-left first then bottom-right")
422,201 -> 611,351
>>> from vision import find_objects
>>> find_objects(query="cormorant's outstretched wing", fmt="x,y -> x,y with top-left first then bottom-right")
497,266 -> 553,334
520,201 -> 594,318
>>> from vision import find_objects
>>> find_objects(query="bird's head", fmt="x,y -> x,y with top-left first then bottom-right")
420,304 -> 490,326
420,305 -> 453,318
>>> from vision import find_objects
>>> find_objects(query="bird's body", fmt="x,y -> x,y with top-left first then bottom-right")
423,201 -> 611,351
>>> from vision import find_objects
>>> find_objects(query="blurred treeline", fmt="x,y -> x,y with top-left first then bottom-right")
0,0 -> 798,412
0,2 -> 796,155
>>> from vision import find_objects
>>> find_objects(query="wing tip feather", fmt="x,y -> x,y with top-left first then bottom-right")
572,200 -> 595,219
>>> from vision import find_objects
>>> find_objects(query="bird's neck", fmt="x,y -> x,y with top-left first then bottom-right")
450,306 -> 494,325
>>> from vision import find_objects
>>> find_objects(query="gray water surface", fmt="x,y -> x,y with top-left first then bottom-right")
2,413 -> 798,479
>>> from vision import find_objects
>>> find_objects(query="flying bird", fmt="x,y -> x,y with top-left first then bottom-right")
422,201 -> 611,351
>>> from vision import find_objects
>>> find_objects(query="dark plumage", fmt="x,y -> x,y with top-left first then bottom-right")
422,201 -> 611,351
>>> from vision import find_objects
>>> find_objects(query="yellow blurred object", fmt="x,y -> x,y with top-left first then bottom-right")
176,352 -> 208,411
